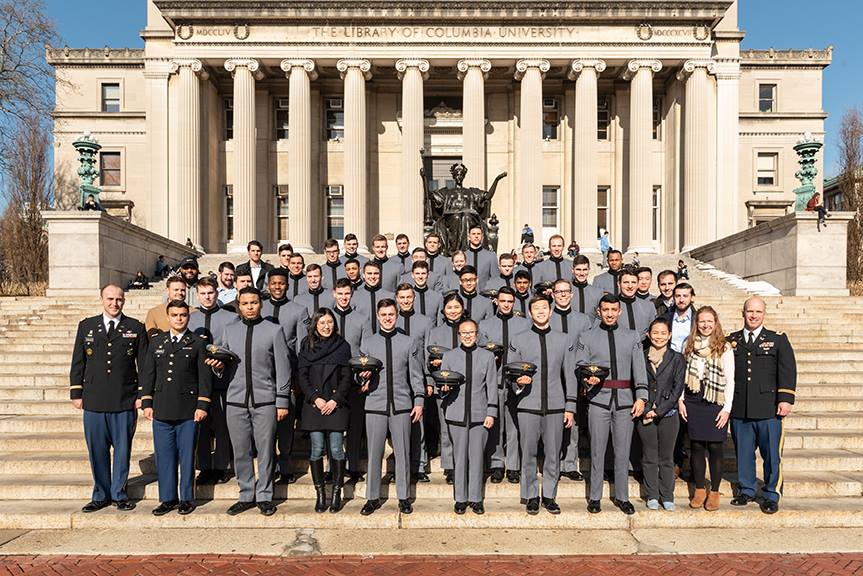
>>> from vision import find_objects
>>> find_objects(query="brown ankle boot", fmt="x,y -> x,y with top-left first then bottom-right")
690,488 -> 707,509
705,490 -> 721,511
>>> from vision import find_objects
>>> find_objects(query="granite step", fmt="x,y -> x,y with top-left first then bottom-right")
784,412 -> 863,431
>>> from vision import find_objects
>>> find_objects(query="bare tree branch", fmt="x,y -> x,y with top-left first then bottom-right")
838,107 -> 863,288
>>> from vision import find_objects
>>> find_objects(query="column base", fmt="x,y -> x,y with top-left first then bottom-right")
291,243 -> 315,254
227,242 -> 249,254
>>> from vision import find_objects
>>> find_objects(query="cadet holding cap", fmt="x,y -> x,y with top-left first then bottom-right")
438,318 -> 497,515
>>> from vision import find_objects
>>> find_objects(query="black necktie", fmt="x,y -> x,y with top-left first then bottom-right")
107,320 -> 116,337
172,335 -> 179,344
747,332 -> 754,345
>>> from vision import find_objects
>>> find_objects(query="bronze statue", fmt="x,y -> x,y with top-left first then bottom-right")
420,162 -> 507,255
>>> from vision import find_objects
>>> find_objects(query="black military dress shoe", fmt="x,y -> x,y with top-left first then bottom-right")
178,501 -> 196,515
506,470 -> 520,484
489,468 -> 505,484
347,470 -> 366,483
587,500 -> 601,514
114,500 -> 136,512
196,470 -> 215,485
258,501 -> 277,516
760,500 -> 779,514
152,501 -> 178,516
276,472 -> 296,485
526,497 -> 540,515
82,500 -> 111,513
731,493 -> 756,506
398,499 -> 413,514
215,470 -> 233,484
361,499 -> 381,516
561,471 -> 584,481
471,501 -> 485,515
454,501 -> 468,515
614,499 -> 636,515
444,470 -> 454,485
542,498 -> 561,514
226,501 -> 256,516
413,472 -> 431,483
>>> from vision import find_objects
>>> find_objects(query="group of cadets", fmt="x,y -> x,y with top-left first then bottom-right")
70,225 -> 796,518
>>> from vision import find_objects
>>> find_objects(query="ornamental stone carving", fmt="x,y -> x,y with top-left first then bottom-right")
457,58 -> 492,80
623,59 -> 662,79
567,58 -> 606,80
514,58 -> 550,80
337,58 -> 372,80
676,59 -> 716,81
280,58 -> 318,81
170,58 -> 208,80
395,58 -> 430,81
224,58 -> 263,80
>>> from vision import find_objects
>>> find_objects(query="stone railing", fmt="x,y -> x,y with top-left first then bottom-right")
689,211 -> 854,297
42,211 -> 199,297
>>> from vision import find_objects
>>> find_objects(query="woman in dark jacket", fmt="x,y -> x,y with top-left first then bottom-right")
638,318 -> 686,511
297,307 -> 352,513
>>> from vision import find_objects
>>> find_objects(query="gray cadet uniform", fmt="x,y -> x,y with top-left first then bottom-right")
217,317 -> 292,504
293,288 -> 335,317
459,290 -> 494,323
593,269 -> 621,296
371,257 -> 403,293
399,270 -> 445,293
396,309 -> 433,474
188,305 -> 238,473
410,285 -> 443,324
424,319 -> 462,471
332,304 -> 372,474
549,307 -> 593,474
286,273 -> 308,299
440,345 -> 498,503
261,296 -> 309,478
514,261 -> 539,283
484,274 -> 516,292
575,323 -> 648,502
509,326 -> 578,501
360,329 -> 425,501
426,252 -> 451,275
617,295 -> 655,336
465,246 -> 497,289
478,312 -> 531,471
571,281 -> 604,317
321,259 -> 344,290
352,284 -> 395,333
533,257 -> 572,285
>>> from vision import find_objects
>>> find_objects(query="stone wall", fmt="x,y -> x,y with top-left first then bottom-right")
42,211 -> 199,296
689,211 -> 854,296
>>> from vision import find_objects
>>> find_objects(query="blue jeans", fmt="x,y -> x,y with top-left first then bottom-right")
309,430 -> 345,461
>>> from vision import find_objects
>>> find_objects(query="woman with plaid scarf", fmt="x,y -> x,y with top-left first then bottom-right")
678,306 -> 735,511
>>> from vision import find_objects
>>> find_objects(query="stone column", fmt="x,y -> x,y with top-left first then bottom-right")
715,62 -> 740,238
337,58 -> 372,252
169,59 -> 207,246
515,59 -> 550,242
224,58 -> 263,252
396,58 -> 429,244
144,61 -> 173,237
678,59 -> 716,251
568,59 -> 606,250
624,59 -> 662,253
280,58 -> 317,253
458,58 -> 491,189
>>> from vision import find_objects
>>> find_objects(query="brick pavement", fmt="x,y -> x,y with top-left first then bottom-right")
2,554 -> 863,576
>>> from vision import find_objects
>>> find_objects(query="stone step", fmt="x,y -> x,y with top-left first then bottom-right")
785,430 -> 863,451
794,398 -> 863,413
3,496 -> 863,531
784,413 -> 863,431
799,384 -> 863,398
0,344 -> 77,353
0,386 -> 68,401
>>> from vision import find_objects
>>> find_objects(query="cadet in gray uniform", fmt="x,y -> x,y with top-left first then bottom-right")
424,233 -> 451,275
331,279 -> 372,482
593,250 -> 624,296
465,227 -> 497,289
439,319 -> 497,514
352,262 -> 395,333
533,234 -> 572,285
341,233 -> 369,271
211,287 -> 292,516
477,287 -> 531,484
456,266 -> 494,323
294,264 -> 335,316
370,234 -> 403,293
358,299 -> 425,515
617,268 -> 656,336
398,248 -> 445,292
188,278 -> 237,484
547,279 -> 593,481
575,294 -> 648,515
408,261 -> 443,322
509,296 -> 577,515
321,239 -> 344,290
261,268 -> 310,485
484,253 -> 517,292
514,243 -> 540,282
571,255 -> 604,317
286,254 -> 310,299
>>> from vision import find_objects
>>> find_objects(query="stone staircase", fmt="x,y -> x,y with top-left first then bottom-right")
0,256 -> 862,531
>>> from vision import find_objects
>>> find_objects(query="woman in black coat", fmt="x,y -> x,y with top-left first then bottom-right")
638,318 -> 686,511
297,307 -> 352,513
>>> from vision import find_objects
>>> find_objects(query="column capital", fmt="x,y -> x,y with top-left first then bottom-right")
676,59 -> 716,81
395,58 -> 430,81
170,58 -> 209,80
567,58 -> 606,80
337,58 -> 372,80
623,59 -> 662,80
224,58 -> 264,80
514,58 -> 550,81
457,58 -> 491,80
280,58 -> 318,81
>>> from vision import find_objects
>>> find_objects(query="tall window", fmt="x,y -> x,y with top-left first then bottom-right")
597,186 -> 610,235
224,185 -> 234,242
326,98 -> 344,140
759,84 -> 777,113
325,185 -> 344,240
652,185 -> 662,242
542,97 -> 560,140
223,98 -> 234,140
597,95 -> 611,140
652,97 -> 662,140
542,186 -> 560,229
274,185 -> 289,240
275,98 -> 289,140
756,153 -> 778,186
101,83 -> 120,112
99,152 -> 121,187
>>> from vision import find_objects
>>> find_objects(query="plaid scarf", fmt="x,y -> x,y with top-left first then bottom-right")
685,336 -> 726,406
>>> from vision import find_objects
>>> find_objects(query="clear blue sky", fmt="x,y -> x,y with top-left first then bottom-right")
45,0 -> 862,177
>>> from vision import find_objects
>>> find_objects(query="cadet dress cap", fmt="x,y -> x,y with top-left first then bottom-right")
480,289 -> 499,299
426,345 -> 451,361
431,370 -> 465,388
482,341 -> 505,357
205,344 -> 240,364
533,280 -> 555,294
267,267 -> 289,279
348,354 -> 384,374
179,256 -> 199,269
577,364 -> 611,384
503,361 -> 538,378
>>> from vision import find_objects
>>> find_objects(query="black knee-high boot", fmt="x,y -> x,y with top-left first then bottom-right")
311,459 -> 327,513
330,459 -> 345,513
